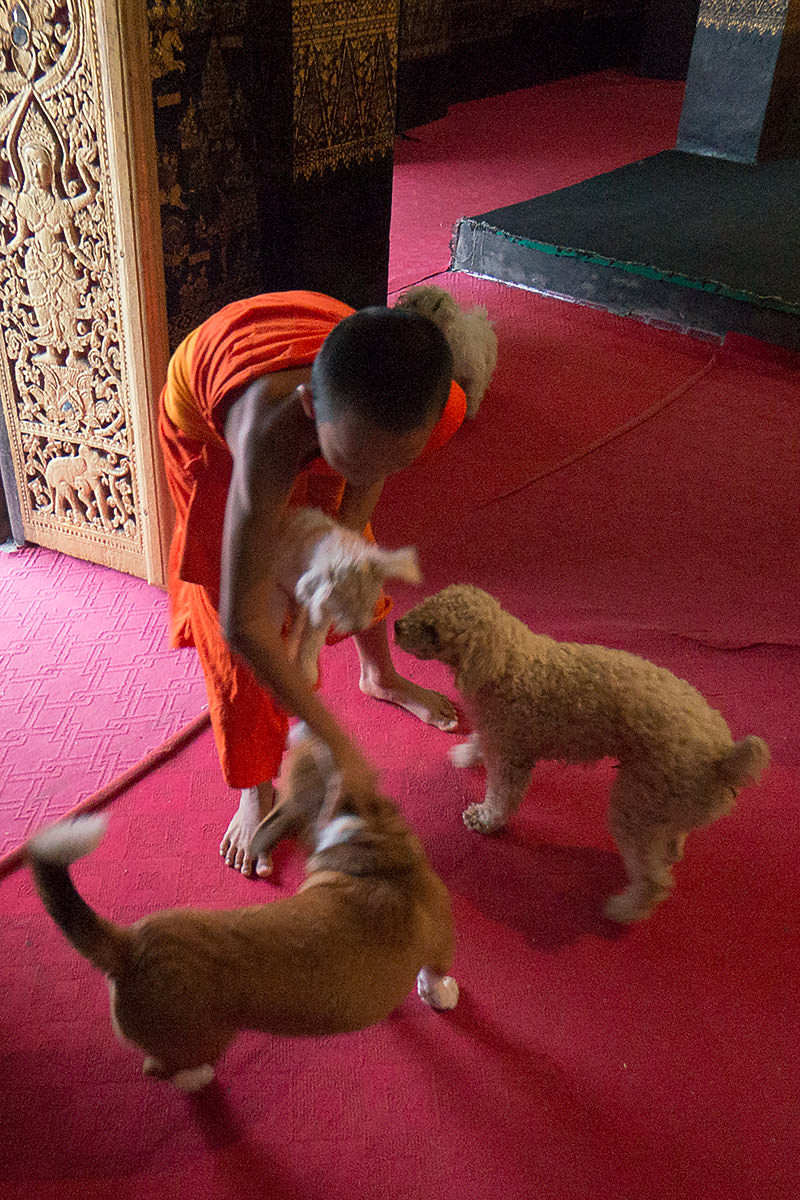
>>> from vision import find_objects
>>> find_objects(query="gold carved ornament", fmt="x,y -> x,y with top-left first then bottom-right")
0,0 -> 139,545
698,0 -> 794,35
292,0 -> 398,180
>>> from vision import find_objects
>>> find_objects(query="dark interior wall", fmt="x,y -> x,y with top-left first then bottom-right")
0,483 -> 11,544
144,1 -> 699,331
638,0 -> 701,80
149,1 -> 278,348
0,398 -> 22,545
397,0 -> 649,129
148,1 -> 398,327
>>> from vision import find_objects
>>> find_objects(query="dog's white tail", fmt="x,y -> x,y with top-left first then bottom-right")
28,814 -> 130,976
718,736 -> 770,789
29,814 -> 108,864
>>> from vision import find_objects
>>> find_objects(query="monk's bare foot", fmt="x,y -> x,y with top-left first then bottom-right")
220,782 -> 275,877
360,670 -> 458,731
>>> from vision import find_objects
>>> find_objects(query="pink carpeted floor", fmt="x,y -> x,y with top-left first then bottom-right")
1,70 -> 799,1200
0,548 -> 207,860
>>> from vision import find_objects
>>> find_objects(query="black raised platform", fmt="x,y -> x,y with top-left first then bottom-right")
451,150 -> 800,350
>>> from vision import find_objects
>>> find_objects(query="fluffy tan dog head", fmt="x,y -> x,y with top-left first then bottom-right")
297,541 -> 422,633
394,285 -> 498,419
394,584 -> 504,686
395,284 -> 462,325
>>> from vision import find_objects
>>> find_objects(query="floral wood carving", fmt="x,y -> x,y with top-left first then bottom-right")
0,0 -> 142,552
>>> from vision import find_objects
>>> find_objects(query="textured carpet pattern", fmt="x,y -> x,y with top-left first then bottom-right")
1,679 -> 797,1200
0,548 -> 206,857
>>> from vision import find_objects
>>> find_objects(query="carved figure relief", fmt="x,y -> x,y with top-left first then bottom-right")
0,0 -> 142,556
1,125 -> 96,365
43,443 -> 131,532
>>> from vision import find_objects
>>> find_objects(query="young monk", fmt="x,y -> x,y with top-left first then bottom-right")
158,290 -> 467,877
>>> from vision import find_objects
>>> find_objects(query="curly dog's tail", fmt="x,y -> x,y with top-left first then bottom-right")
718,736 -> 771,789
27,816 -> 131,977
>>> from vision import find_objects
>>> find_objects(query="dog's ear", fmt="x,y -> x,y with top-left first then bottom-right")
319,767 -> 382,827
318,772 -> 352,825
452,626 -> 498,689
295,570 -> 333,627
378,546 -> 422,585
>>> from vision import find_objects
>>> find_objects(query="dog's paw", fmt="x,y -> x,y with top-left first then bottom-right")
603,892 -> 652,924
417,972 -> 459,1011
462,803 -> 504,834
449,740 -> 482,769
170,1064 -> 215,1092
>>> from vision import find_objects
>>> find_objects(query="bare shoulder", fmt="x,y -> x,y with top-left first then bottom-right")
223,367 -> 311,452
223,367 -> 316,491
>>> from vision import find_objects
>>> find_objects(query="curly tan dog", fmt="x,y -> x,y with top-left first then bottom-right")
395,585 -> 770,923
27,727 -> 458,1090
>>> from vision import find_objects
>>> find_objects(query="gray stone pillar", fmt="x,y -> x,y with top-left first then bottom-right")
677,0 -> 800,161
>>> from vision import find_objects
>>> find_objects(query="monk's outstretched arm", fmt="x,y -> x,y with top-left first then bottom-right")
220,382 -> 375,790
336,478 -> 385,534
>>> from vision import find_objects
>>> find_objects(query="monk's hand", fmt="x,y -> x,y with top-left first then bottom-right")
285,603 -> 311,665
322,742 -> 378,820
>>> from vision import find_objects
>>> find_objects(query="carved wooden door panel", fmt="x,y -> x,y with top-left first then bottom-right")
0,0 -> 171,583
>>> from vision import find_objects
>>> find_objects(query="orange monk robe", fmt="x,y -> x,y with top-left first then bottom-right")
158,291 -> 466,788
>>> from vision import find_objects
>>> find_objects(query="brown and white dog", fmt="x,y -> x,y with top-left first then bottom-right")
272,506 -> 422,685
27,728 -> 458,1090
395,585 -> 770,923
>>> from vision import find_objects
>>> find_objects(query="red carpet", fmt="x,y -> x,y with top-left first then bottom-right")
389,71 -> 685,291
1,673 -> 797,1200
379,271 -> 719,542
0,712 -> 210,881
385,323 -> 799,652
2,70 -> 799,1200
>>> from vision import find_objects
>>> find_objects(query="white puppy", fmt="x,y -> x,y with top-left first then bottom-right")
394,284 -> 498,419
271,507 -> 422,685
